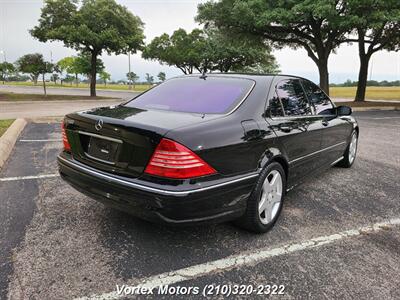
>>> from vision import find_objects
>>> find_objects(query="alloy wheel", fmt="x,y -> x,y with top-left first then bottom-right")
349,133 -> 357,164
258,170 -> 283,225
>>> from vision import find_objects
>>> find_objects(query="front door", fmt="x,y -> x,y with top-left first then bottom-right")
301,79 -> 352,166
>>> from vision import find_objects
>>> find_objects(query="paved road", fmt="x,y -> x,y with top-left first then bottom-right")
0,85 -> 139,100
0,111 -> 399,299
0,99 -> 125,120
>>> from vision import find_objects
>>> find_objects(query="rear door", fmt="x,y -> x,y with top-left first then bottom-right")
301,79 -> 351,165
265,77 -> 323,184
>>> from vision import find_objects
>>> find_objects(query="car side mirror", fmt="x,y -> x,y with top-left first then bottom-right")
336,105 -> 352,116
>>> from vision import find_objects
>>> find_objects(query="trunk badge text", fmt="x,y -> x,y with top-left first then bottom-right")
95,119 -> 104,131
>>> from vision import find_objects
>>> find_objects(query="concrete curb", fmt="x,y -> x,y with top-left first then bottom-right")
0,118 -> 27,170
29,116 -> 63,123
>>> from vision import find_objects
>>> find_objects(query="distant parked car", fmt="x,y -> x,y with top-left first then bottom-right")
58,74 -> 358,233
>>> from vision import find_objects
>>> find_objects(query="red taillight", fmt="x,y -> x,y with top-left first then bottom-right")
61,121 -> 71,151
144,138 -> 217,179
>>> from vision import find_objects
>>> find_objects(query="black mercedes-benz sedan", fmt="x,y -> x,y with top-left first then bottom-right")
58,74 -> 358,233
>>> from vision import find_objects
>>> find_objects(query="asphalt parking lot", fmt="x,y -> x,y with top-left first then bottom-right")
1,110 -> 399,299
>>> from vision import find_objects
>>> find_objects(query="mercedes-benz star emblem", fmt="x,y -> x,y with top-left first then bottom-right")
95,119 -> 103,131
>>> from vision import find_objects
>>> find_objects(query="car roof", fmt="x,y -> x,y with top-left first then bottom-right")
178,73 -> 311,82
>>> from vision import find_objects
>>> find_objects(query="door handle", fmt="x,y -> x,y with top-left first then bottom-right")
322,119 -> 329,126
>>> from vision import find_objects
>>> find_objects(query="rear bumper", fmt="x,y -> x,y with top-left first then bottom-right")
58,153 -> 258,225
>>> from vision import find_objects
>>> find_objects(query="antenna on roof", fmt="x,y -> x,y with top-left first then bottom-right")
199,70 -> 207,80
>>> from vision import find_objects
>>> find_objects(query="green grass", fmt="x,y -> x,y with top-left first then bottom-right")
5,81 -> 152,92
330,86 -> 400,100
0,92 -> 116,101
0,119 -> 15,137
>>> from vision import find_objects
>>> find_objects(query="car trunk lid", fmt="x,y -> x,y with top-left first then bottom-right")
64,105 -> 221,178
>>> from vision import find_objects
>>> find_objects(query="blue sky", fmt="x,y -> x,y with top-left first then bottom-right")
0,0 -> 399,83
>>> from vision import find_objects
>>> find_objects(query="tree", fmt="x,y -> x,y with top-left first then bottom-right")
31,0 -> 145,96
0,62 -> 15,84
58,56 -> 80,86
157,72 -> 166,82
143,28 -> 279,74
58,54 -> 104,86
51,64 -> 62,85
201,28 -> 279,73
345,0 -> 400,101
16,53 -> 52,96
63,74 -> 75,85
143,28 -> 205,74
74,53 -> 105,81
197,1 -> 351,94
145,73 -> 154,85
50,73 -> 59,84
99,71 -> 111,86
126,71 -> 139,89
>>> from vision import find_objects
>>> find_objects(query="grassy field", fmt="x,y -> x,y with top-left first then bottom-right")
4,82 -> 400,100
330,86 -> 400,100
0,92 -> 116,101
5,81 -> 152,92
0,119 -> 15,137
333,101 -> 400,108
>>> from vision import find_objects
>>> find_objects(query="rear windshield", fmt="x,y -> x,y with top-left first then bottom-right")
124,76 -> 254,114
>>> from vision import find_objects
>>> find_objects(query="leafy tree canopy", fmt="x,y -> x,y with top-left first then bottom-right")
143,28 -> 205,74
126,71 -> 139,83
31,0 -> 145,96
74,53 -> 105,77
142,28 -> 279,74
57,54 -> 104,78
99,70 -> 111,84
145,73 -> 154,84
31,0 -> 145,56
0,62 -> 15,82
196,0 -> 352,93
157,71 -> 166,82
16,53 -> 52,83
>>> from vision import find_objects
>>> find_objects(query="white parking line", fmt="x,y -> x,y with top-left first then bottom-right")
19,139 -> 62,142
77,217 -> 400,300
0,174 -> 59,182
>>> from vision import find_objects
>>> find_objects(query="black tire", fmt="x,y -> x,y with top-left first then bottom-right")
235,162 -> 286,233
337,130 -> 358,168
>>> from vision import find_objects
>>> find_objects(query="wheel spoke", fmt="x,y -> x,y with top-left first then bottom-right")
270,172 -> 279,186
258,194 -> 267,212
264,198 -> 273,222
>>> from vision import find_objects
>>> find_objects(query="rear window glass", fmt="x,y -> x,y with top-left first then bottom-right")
124,77 -> 254,114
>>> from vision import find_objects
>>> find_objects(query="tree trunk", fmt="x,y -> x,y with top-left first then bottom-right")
42,73 -> 47,97
90,51 -> 97,97
354,29 -> 372,103
75,74 -> 78,87
317,60 -> 329,95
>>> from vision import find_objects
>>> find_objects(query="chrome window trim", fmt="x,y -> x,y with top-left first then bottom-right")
78,131 -> 123,144
226,80 -> 256,115
124,76 -> 256,116
289,141 -> 347,164
58,155 -> 259,196
268,114 -> 337,121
